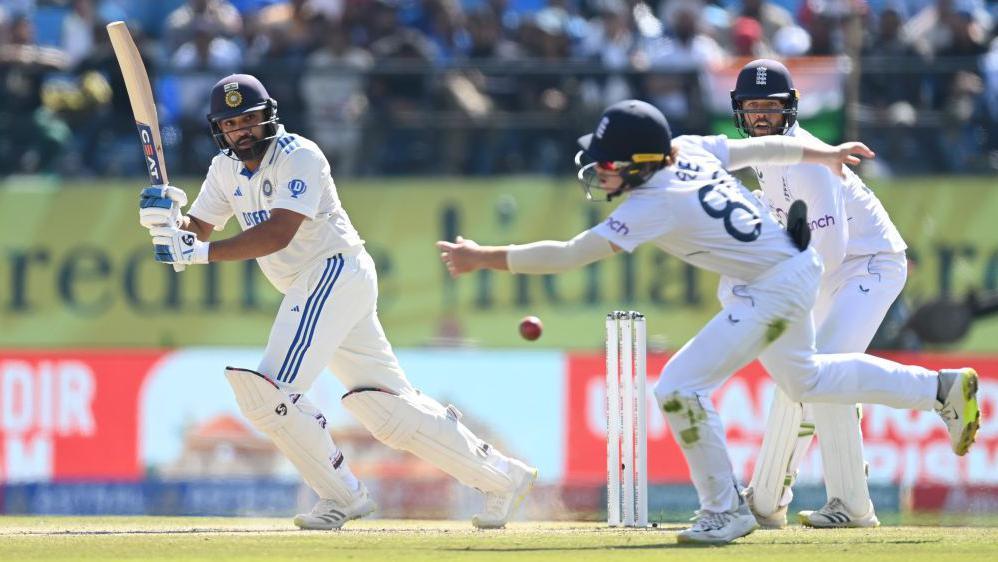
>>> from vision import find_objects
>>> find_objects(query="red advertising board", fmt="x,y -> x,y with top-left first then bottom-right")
565,352 -> 998,486
0,351 -> 166,482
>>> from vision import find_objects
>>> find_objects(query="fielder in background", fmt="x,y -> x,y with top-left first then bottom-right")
436,100 -> 981,545
137,74 -> 537,530
730,59 -> 908,529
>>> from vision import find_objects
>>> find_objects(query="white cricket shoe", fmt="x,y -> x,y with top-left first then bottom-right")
935,368 -> 981,456
472,459 -> 538,529
293,485 -> 377,530
742,487 -> 787,529
798,498 -> 880,528
676,497 -> 759,545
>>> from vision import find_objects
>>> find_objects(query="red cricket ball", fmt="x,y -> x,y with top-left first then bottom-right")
519,316 -> 543,341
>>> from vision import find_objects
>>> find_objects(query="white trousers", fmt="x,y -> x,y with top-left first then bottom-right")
653,249 -> 937,512
259,249 -> 412,396
248,248 -> 521,495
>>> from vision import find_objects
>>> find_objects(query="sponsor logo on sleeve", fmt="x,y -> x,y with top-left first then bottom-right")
288,179 -> 307,199
605,217 -> 629,236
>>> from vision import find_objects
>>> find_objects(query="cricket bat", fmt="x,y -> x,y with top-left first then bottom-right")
106,21 -> 184,272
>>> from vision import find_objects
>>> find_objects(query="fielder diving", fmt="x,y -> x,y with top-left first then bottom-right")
137,74 -> 537,530
730,59 -> 910,529
435,99 -> 981,545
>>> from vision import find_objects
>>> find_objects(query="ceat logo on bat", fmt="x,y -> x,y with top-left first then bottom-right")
137,122 -> 163,183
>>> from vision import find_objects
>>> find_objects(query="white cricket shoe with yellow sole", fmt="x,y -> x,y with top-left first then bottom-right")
936,368 -> 981,456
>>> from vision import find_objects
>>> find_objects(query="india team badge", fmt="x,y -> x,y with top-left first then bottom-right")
288,179 -> 306,199
262,179 -> 273,198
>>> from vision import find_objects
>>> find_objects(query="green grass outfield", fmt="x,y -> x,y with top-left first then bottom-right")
2,517 -> 998,561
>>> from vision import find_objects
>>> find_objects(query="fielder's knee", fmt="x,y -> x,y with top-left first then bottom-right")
652,365 -> 688,402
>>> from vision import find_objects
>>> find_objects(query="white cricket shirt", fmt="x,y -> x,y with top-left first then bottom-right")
752,124 -> 906,271
188,125 -> 364,293
592,135 -> 799,282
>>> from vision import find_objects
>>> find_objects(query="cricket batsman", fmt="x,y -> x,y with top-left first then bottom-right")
730,59 -> 908,529
436,99 -> 981,544
136,74 -> 537,530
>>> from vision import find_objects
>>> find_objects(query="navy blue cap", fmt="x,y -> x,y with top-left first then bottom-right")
578,100 -> 671,163
207,74 -> 273,122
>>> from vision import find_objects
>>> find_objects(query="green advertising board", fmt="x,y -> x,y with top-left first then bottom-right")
2,177 -> 998,350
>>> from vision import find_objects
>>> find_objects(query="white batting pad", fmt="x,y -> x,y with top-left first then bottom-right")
749,389 -> 806,517
812,403 -> 870,514
225,367 -> 358,504
342,388 -> 513,493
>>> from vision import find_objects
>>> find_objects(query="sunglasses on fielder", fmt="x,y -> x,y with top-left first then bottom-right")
575,151 -> 667,202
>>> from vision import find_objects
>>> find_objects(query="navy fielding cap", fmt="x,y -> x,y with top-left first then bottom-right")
207,74 -> 273,122
731,59 -> 796,102
578,100 -> 671,163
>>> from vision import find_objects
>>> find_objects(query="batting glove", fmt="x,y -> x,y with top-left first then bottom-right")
140,186 -> 188,230
151,226 -> 209,265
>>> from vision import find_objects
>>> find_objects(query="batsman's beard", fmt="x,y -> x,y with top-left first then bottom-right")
232,135 -> 270,161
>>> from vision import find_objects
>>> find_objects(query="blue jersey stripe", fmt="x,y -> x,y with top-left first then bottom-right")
284,255 -> 346,384
276,257 -> 336,382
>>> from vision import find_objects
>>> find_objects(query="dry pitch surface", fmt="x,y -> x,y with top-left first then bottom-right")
2,517 -> 997,561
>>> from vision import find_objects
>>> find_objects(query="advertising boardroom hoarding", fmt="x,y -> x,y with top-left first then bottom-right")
4,178 -> 998,351
0,349 -> 994,486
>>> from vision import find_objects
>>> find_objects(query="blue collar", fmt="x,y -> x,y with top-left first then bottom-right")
239,166 -> 255,179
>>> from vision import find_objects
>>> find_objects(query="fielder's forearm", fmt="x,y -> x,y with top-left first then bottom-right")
470,246 -> 511,272
506,230 -> 616,274
726,137 -> 804,170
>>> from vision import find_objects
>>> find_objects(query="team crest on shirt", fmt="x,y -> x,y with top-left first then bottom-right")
288,179 -> 307,199
262,179 -> 273,197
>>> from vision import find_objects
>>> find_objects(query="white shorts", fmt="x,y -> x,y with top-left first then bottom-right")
257,248 -> 412,395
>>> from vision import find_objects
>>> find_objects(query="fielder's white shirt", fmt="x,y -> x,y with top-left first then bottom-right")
752,124 -> 906,272
592,135 -> 798,281
188,125 -> 364,292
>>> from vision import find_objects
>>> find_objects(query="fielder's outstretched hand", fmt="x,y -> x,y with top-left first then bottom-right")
806,141 -> 875,178
151,226 -> 209,265
436,235 -> 482,278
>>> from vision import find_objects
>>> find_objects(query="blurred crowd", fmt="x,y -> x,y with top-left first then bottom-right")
1,0 -> 996,178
